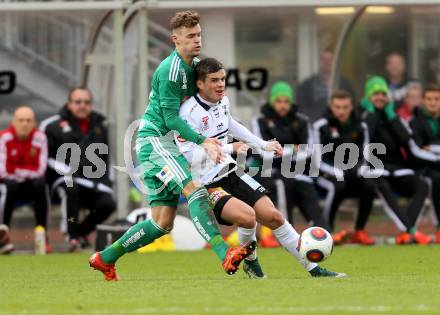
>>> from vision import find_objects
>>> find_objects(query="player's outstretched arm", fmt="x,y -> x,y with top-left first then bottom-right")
229,116 -> 266,148
229,116 -> 282,155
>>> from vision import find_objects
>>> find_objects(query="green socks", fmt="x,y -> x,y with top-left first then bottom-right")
100,188 -> 229,264
187,187 -> 229,261
100,219 -> 168,264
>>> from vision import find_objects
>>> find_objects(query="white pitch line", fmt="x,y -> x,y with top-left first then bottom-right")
3,305 -> 440,315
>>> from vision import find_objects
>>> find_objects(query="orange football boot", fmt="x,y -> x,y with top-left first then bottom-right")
89,252 -> 119,281
351,230 -> 375,245
412,231 -> 432,245
222,240 -> 257,275
260,234 -> 280,248
332,229 -> 351,245
395,232 -> 411,245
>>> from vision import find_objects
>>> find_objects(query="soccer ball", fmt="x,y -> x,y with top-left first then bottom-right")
298,227 -> 333,263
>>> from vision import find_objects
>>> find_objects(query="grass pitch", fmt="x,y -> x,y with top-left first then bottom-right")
0,246 -> 439,315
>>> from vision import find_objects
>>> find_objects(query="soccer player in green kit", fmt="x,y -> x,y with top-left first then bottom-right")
89,11 -> 255,281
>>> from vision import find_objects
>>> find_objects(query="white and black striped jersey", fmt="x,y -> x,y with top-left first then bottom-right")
176,93 -> 267,185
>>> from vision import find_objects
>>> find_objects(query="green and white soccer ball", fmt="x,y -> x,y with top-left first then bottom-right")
298,227 -> 333,263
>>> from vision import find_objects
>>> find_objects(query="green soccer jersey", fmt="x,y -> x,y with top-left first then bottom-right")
138,50 -> 203,143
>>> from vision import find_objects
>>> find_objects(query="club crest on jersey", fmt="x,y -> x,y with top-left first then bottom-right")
181,69 -> 187,89
59,120 -> 72,133
330,127 -> 340,139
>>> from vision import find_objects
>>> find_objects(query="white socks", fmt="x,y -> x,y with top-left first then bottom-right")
237,226 -> 257,261
272,220 -> 318,271
237,220 -> 318,272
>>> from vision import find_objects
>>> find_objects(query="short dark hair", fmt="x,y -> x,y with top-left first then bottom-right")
68,86 -> 93,102
170,10 -> 200,31
330,90 -> 352,103
423,83 -> 440,97
195,58 -> 224,82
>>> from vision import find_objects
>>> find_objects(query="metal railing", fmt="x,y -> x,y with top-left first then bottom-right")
0,10 -> 173,87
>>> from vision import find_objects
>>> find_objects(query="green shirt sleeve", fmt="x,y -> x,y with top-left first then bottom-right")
163,106 -> 206,145
159,78 -> 206,145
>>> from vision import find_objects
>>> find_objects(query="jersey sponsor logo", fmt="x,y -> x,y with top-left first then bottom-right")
155,165 -> 175,185
240,173 -> 262,191
207,187 -> 230,208
202,116 -> 209,126
213,108 -> 220,118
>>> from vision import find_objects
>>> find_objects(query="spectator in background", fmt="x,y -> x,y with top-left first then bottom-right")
0,224 -> 13,254
297,48 -> 356,122
428,57 -> 440,84
396,82 -> 423,122
252,81 -> 329,231
361,76 -> 431,245
40,87 -> 115,252
409,84 -> 440,244
0,106 -> 49,254
314,90 -> 376,245
385,52 -> 417,109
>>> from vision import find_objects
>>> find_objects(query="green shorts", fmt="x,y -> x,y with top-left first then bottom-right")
136,135 -> 192,208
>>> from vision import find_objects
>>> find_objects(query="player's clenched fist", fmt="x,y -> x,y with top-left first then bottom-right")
265,140 -> 283,156
202,137 -> 224,163
232,141 -> 250,155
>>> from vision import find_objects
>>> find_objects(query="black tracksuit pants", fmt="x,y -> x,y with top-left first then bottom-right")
426,170 -> 440,227
56,182 -> 115,239
0,178 -> 48,228
322,176 -> 377,232
377,175 -> 429,230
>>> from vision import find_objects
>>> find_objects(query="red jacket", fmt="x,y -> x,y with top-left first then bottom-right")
0,126 -> 48,182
